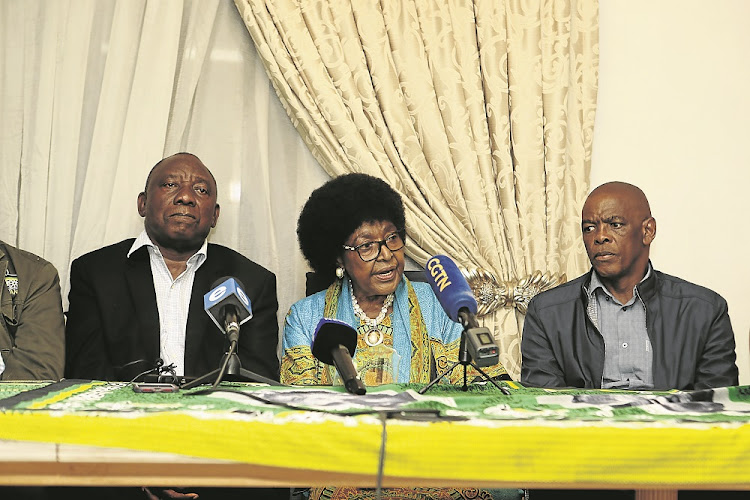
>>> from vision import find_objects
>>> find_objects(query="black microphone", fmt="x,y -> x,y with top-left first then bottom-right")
204,277 -> 252,344
311,318 -> 366,395
424,254 -> 479,329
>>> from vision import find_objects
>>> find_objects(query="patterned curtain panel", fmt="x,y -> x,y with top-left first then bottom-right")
234,0 -> 599,380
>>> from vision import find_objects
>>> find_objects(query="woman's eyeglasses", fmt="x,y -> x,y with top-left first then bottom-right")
342,232 -> 404,262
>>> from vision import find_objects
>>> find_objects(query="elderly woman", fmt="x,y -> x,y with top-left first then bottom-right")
283,173 -> 514,500
282,173 -> 506,387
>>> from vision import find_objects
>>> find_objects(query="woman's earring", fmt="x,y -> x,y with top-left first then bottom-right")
336,267 -> 345,279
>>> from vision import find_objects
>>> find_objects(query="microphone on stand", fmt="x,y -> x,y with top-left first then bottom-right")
419,255 -> 507,394
424,254 -> 500,368
311,318 -> 366,395
180,276 -> 280,389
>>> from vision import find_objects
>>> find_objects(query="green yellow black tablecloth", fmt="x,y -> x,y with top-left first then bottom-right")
1,380 -> 749,488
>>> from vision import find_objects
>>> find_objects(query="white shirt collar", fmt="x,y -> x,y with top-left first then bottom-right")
127,229 -> 208,262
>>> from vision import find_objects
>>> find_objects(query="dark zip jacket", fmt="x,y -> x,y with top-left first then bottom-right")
521,265 -> 738,390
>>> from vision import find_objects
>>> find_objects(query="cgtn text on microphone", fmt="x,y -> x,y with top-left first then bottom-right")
424,254 -> 478,325
425,255 -> 454,293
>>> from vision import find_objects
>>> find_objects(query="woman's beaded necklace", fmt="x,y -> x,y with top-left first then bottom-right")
350,282 -> 394,347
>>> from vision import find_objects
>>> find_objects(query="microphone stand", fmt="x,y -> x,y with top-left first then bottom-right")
182,318 -> 281,389
182,347 -> 280,389
418,316 -> 509,395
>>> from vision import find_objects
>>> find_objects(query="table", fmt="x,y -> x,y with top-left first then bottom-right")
1,380 -> 749,499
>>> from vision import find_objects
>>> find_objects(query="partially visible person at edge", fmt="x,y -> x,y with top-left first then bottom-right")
0,240 -> 65,380
0,242 -> 65,500
283,173 -> 510,500
521,181 -> 738,391
62,152 -> 285,500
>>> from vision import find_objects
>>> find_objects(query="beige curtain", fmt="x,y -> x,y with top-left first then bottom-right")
234,0 -> 598,380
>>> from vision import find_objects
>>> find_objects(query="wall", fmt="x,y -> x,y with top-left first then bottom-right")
592,1 -> 750,382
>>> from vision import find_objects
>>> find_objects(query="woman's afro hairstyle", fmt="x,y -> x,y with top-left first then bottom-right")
297,173 -> 406,280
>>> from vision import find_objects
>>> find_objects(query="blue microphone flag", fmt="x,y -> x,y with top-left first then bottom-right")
204,277 -> 253,333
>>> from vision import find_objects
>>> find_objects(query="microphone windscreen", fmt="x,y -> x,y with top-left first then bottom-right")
424,254 -> 477,323
311,318 -> 358,365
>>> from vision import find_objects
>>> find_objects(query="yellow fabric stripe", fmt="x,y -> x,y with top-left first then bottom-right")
2,409 -> 750,486
384,421 -> 750,485
0,411 -> 384,476
25,381 -> 104,410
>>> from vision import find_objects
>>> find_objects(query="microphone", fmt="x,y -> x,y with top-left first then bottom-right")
424,255 -> 500,368
311,318 -> 366,395
424,254 -> 479,329
204,277 -> 252,344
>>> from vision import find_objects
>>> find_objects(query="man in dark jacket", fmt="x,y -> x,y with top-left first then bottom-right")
521,181 -> 738,390
65,152 -> 279,383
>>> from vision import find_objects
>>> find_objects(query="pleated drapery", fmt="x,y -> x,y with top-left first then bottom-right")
234,0 -> 599,379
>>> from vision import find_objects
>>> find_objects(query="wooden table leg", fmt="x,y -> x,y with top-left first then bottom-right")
635,490 -> 677,500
